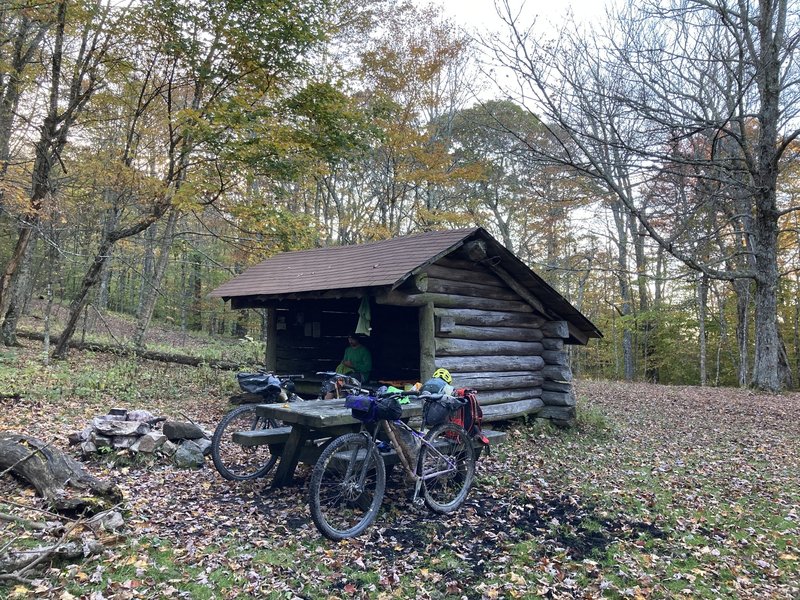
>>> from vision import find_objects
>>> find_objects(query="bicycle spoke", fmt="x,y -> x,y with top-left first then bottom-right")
211,406 -> 278,481
308,433 -> 386,540
418,423 -> 475,514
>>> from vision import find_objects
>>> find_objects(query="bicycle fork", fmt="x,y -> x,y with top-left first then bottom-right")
412,446 -> 458,504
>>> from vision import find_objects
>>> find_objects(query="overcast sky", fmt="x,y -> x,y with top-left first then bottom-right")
436,0 -> 609,33
424,0 -> 611,103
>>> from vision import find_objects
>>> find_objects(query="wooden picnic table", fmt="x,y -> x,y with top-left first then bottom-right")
255,398 -> 424,487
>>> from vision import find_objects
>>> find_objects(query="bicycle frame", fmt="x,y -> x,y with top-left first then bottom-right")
308,391 -> 475,540
357,418 -> 460,503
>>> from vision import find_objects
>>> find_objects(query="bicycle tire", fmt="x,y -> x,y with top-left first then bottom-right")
417,423 -> 475,514
211,405 -> 279,481
308,432 -> 386,541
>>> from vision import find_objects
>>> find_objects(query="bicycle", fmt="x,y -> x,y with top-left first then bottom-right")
211,372 -> 303,481
211,371 -> 367,481
315,371 -> 366,399
307,391 -> 476,541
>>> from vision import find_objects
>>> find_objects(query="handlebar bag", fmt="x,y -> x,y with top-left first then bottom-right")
237,372 -> 282,395
422,394 -> 466,427
345,395 -> 402,423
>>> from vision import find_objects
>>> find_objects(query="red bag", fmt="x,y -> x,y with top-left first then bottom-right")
453,388 -> 489,445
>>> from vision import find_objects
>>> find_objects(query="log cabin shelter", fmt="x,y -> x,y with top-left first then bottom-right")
209,227 -> 602,422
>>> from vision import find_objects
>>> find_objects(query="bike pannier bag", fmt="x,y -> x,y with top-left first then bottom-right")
422,394 -> 466,427
453,388 -> 489,445
345,395 -> 402,423
237,372 -> 282,395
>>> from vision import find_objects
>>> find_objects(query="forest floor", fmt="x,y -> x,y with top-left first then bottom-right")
0,329 -> 799,599
15,300 -> 262,364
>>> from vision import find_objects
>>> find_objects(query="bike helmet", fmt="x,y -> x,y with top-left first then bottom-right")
432,367 -> 452,384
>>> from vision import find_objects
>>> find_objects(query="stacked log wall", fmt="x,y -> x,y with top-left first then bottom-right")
538,321 -> 577,424
377,255 -> 580,424
426,258 -> 546,421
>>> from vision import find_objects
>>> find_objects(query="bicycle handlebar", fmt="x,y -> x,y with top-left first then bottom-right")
375,389 -> 420,400
250,369 -> 305,381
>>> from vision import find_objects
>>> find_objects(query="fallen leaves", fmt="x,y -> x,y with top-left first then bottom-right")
2,342 -> 800,599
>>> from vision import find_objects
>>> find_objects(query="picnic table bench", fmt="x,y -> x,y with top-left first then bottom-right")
243,398 -> 507,487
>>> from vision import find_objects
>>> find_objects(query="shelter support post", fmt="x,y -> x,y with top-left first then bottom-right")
419,301 -> 436,380
265,307 -> 277,372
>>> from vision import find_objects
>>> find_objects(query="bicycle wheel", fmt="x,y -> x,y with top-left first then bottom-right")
418,423 -> 475,513
308,432 -> 386,541
211,405 -> 279,481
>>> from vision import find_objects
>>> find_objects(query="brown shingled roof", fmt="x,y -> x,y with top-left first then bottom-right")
209,228 -> 479,299
210,227 -> 602,342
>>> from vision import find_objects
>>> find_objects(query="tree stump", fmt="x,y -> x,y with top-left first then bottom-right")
0,432 -> 122,515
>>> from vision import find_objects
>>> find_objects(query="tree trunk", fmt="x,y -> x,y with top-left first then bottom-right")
0,224 -> 37,327
1,234 -> 37,346
697,273 -> 708,386
794,276 -> 800,387
52,240 -> 112,359
189,252 -> 202,330
752,278 -> 779,392
734,279 -> 751,387
96,206 -> 121,313
0,1 -> 67,323
611,203 -> 635,381
0,431 -> 122,515
778,332 -> 793,390
133,209 -> 178,349
136,222 -> 156,320
751,197 -> 780,391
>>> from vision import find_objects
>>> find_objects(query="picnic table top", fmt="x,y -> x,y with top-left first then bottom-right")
256,398 -> 423,429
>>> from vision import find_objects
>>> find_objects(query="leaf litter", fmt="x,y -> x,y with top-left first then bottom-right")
1,341 -> 799,599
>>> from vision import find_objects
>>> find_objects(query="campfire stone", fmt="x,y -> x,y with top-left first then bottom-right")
160,440 -> 178,456
163,421 -> 205,441
90,432 -> 112,448
94,420 -> 151,437
68,426 -> 92,446
194,438 -> 212,456
111,435 -> 139,450
130,432 -> 167,453
126,409 -> 156,422
80,440 -> 97,455
174,441 -> 204,468
88,510 -> 125,532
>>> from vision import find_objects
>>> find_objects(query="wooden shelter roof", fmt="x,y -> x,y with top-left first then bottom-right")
210,227 -> 602,343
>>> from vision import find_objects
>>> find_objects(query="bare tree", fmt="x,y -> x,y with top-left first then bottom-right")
487,0 -> 800,390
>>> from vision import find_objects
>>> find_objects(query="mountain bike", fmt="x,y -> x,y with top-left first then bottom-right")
307,391 -> 476,540
315,371 -> 366,399
211,372 -> 303,481
211,371 -> 366,481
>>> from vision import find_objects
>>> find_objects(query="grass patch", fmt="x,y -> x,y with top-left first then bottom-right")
1,344 -> 799,600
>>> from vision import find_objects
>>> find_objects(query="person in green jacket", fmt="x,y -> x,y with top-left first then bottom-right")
335,333 -> 372,384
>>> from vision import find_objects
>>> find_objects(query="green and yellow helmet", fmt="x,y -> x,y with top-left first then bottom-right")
432,367 -> 452,384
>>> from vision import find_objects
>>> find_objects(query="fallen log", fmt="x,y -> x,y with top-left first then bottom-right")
0,432 -> 122,515
16,330 -> 242,370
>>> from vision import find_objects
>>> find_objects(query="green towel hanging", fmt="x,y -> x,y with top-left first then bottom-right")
355,296 -> 371,335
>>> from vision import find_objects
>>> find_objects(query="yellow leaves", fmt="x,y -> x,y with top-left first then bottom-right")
172,180 -> 204,211
122,555 -> 149,569
75,570 -> 90,582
